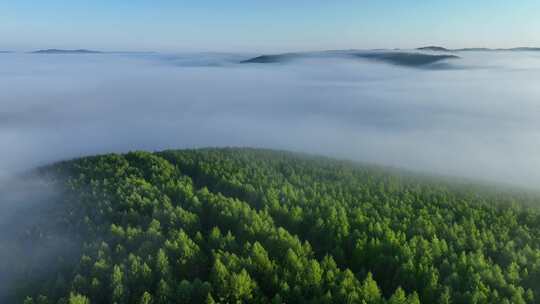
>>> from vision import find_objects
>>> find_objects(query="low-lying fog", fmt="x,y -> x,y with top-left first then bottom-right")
2,50 -> 540,188
0,174 -> 76,301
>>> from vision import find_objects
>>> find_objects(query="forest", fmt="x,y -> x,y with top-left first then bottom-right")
7,148 -> 540,304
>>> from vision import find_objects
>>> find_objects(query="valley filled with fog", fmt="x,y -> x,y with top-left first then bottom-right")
2,50 -> 540,188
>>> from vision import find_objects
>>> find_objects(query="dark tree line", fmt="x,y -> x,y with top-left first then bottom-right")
14,148 -> 540,303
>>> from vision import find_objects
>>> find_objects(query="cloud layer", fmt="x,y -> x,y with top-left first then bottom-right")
1,51 -> 540,188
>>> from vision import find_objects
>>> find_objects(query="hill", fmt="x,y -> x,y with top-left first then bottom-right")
416,46 -> 540,52
455,48 -> 492,52
353,52 -> 459,68
6,148 -> 540,304
416,46 -> 451,52
31,49 -> 103,54
506,47 -> 540,52
240,53 -> 301,63
241,51 -> 460,69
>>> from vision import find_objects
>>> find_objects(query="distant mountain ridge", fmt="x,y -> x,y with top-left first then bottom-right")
241,53 -> 301,63
507,47 -> 540,52
32,49 -> 103,54
354,52 -> 459,67
241,50 -> 460,69
23,46 -> 540,56
417,46 -> 540,52
417,46 -> 451,52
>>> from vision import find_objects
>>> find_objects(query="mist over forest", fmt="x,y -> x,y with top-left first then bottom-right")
2,50 -> 540,188
0,174 -> 77,301
2,49 -> 540,303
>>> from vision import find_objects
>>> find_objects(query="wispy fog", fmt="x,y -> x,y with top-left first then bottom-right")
0,175 -> 76,301
2,51 -> 540,188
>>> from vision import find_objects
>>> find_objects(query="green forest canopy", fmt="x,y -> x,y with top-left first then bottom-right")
10,148 -> 540,303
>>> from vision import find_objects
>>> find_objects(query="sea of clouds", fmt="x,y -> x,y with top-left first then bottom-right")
1,50 -> 540,188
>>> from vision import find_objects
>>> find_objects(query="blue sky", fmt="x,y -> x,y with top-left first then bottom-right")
1,0 -> 539,52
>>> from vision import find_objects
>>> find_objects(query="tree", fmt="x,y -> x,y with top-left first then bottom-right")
439,287 -> 452,304
139,292 -> 153,304
156,279 -> 172,304
389,287 -> 407,304
230,269 -> 256,302
68,293 -> 90,304
361,272 -> 382,303
111,265 -> 125,303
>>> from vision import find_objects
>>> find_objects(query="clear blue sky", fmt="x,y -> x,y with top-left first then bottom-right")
1,0 -> 539,52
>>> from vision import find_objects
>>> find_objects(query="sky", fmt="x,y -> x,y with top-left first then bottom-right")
1,0 -> 540,52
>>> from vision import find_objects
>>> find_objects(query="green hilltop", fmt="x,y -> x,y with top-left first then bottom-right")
10,148 -> 540,304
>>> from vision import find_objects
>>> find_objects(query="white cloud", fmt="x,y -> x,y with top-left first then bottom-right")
1,51 -> 540,188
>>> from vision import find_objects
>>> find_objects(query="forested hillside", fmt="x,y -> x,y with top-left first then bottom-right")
12,148 -> 540,303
